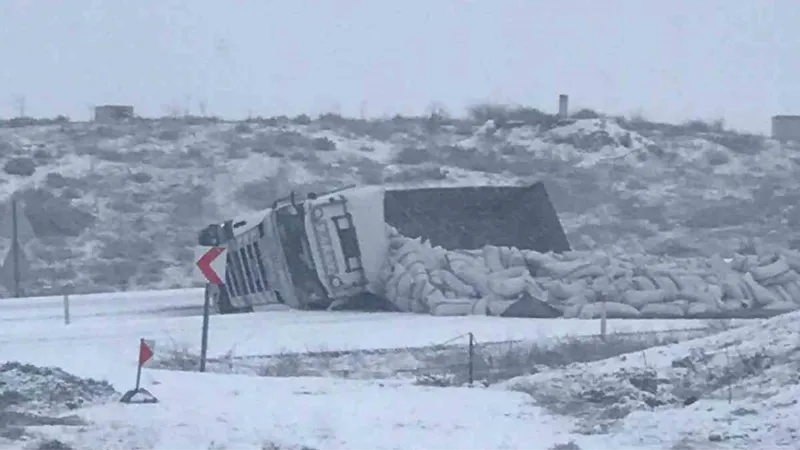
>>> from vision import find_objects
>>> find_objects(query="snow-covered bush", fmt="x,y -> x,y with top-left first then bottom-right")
3,156 -> 36,176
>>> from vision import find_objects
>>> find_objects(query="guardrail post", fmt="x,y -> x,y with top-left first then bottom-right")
600,297 -> 607,341
63,292 -> 70,325
467,332 -> 474,385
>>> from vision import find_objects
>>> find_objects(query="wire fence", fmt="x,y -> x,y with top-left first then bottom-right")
169,323 -> 716,385
393,326 -> 712,386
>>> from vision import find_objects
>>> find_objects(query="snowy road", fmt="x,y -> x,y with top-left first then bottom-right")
0,288 -> 206,323
2,286 -> 722,385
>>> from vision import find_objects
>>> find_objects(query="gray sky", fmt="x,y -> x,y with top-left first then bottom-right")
1,0 -> 796,133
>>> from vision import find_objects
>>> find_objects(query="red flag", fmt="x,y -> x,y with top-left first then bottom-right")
138,339 -> 154,366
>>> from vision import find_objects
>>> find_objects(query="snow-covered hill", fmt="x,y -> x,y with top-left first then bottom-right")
0,112 -> 797,296
503,310 -> 800,449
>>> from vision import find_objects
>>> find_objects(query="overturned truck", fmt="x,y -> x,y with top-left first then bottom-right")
196,183 -> 570,317
197,183 -> 800,319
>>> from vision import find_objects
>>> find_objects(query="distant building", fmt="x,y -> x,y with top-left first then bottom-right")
771,115 -> 800,142
94,105 -> 135,123
558,94 -> 569,119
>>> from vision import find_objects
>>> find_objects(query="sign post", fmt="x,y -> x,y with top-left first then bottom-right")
120,338 -> 159,404
196,247 -> 225,373
200,284 -> 212,372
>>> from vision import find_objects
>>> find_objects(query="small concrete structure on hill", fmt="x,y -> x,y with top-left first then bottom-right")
94,105 -> 135,123
772,115 -> 800,142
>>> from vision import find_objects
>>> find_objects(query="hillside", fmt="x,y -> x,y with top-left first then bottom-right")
0,111 -> 798,296
503,310 -> 800,449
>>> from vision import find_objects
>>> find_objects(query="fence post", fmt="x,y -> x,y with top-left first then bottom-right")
63,292 -> 70,325
600,297 -> 607,341
467,332 -> 474,385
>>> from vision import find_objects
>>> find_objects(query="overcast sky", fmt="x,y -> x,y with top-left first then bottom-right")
1,0 -> 796,133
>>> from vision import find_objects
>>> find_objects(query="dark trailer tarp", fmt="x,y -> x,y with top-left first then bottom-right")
383,182 -> 571,253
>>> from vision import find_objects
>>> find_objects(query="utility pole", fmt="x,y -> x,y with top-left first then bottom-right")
11,198 -> 21,297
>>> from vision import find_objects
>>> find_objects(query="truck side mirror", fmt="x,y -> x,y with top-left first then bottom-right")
198,224 -> 222,246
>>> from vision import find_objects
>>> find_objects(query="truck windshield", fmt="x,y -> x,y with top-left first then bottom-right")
274,203 -> 328,308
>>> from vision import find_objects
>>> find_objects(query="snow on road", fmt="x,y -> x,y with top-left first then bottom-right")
0,288 -> 205,323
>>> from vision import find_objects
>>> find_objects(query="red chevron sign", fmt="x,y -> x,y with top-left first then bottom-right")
196,246 -> 227,285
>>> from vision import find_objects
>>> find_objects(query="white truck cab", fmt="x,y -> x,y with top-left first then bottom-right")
197,185 -> 388,313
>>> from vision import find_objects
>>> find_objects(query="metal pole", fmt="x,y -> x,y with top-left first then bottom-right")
134,338 -> 143,391
467,332 -> 474,385
200,284 -> 211,372
11,198 -> 20,298
63,293 -> 70,325
600,297 -> 608,341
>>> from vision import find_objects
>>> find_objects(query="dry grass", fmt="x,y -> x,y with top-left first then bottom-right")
414,329 -> 709,387
548,441 -> 583,450
153,329 -> 710,388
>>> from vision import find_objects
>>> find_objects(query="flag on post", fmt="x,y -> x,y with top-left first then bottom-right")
139,339 -> 155,366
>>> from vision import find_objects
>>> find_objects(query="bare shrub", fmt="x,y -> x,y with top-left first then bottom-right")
107,199 -> 145,214
347,120 -> 402,141
438,146 -> 507,173
44,172 -> 69,189
358,164 -> 385,184
36,439 -> 76,450
571,109 -> 602,119
157,128 -> 182,141
32,148 -> 52,160
273,130 -> 312,149
467,103 -> 556,128
709,133 -> 765,155
311,137 -> 336,151
384,166 -> 447,183
3,156 -> 37,176
261,441 -> 318,450
155,345 -> 202,371
234,122 -> 253,133
705,148 -> 730,165
18,188 -> 96,237
235,164 -> 291,210
681,119 -> 722,134
257,354 -> 306,377
292,114 -> 312,125
414,331 -> 703,387
393,147 -> 431,165
130,172 -> 153,183
86,259 -> 139,290
548,442 -> 582,450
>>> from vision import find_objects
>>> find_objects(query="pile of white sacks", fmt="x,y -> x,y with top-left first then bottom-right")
376,227 -> 800,318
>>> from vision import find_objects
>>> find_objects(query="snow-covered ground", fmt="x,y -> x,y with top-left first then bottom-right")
0,287 -> 732,450
24,371 -> 583,450
1,288 -> 714,383
503,310 -> 800,449
2,287 -> 792,449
